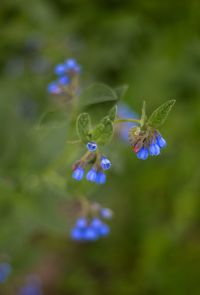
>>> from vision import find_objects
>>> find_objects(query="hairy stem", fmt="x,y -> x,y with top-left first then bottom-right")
114,118 -> 140,124
66,139 -> 81,144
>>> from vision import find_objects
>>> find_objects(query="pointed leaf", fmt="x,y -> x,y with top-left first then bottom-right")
108,105 -> 117,121
148,99 -> 176,128
38,110 -> 68,128
80,83 -> 117,107
114,85 -> 129,100
76,113 -> 92,143
92,117 -> 113,145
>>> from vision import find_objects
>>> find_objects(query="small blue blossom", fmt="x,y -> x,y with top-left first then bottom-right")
100,157 -> 111,170
58,75 -> 70,85
0,263 -> 12,284
149,142 -> 160,156
156,134 -> 167,149
72,166 -> 84,181
90,218 -> 102,229
87,142 -> 97,152
47,82 -> 61,94
86,168 -> 97,182
100,208 -> 113,219
75,217 -> 87,228
137,147 -> 149,160
84,227 -> 98,241
95,171 -> 106,184
98,223 -> 110,237
92,220 -> 110,238
70,228 -> 84,241
54,63 -> 66,75
65,58 -> 81,73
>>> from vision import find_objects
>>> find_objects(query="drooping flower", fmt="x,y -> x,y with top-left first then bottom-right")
129,126 -> 167,160
86,168 -> 97,182
86,141 -> 97,152
100,157 -> 111,170
72,166 -> 84,181
71,216 -> 110,242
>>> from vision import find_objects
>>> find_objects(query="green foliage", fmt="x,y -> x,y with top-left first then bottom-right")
76,105 -> 115,145
76,113 -> 91,143
92,116 -> 114,145
108,105 -> 118,122
114,85 -> 129,100
148,99 -> 176,128
80,83 -> 119,123
38,109 -> 69,128
80,83 -> 118,106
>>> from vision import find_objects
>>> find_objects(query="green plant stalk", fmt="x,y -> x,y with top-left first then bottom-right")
114,118 -> 141,124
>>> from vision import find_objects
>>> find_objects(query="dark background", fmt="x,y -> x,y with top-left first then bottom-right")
0,0 -> 200,294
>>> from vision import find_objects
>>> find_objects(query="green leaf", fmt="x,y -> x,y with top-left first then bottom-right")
80,83 -> 117,107
108,105 -> 118,121
148,99 -> 176,128
92,116 -> 114,145
79,84 -> 126,124
114,85 -> 129,100
76,113 -> 92,143
38,109 -> 68,128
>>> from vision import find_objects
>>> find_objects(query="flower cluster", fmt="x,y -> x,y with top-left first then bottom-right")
72,142 -> 111,184
47,58 -> 81,95
71,206 -> 112,242
129,127 -> 166,160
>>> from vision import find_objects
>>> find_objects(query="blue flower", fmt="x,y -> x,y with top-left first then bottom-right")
83,227 -> 98,241
54,63 -> 66,75
58,75 -> 70,85
137,147 -> 149,160
75,217 -> 87,228
95,171 -> 106,184
156,134 -> 167,149
90,218 -> 110,238
149,142 -> 160,156
47,82 -> 60,94
65,58 -> 81,73
71,215 -> 111,242
98,223 -> 110,237
87,142 -> 97,152
70,227 -> 84,241
100,208 -> 113,219
72,167 -> 84,181
86,168 -> 97,182
90,218 -> 102,229
100,157 -> 111,170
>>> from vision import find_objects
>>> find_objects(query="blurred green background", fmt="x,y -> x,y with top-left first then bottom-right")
0,0 -> 200,294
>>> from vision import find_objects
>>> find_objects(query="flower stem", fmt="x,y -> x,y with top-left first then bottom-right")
66,139 -> 81,144
114,118 -> 141,124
